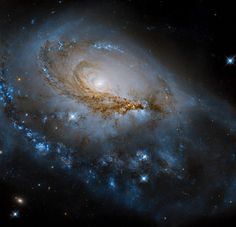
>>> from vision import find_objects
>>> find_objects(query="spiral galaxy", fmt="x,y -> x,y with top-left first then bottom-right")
39,37 -> 171,117
1,6 -> 236,226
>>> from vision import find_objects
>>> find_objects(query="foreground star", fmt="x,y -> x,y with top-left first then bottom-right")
226,56 -> 235,65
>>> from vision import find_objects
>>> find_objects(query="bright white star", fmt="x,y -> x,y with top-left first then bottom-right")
140,175 -> 149,183
10,210 -> 20,218
226,56 -> 235,65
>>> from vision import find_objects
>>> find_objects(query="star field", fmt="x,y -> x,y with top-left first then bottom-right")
1,1 -> 236,227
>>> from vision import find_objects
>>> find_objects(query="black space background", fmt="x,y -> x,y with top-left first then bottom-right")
1,0 -> 236,226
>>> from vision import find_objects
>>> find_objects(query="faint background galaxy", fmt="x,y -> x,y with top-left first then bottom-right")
1,1 -> 236,226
